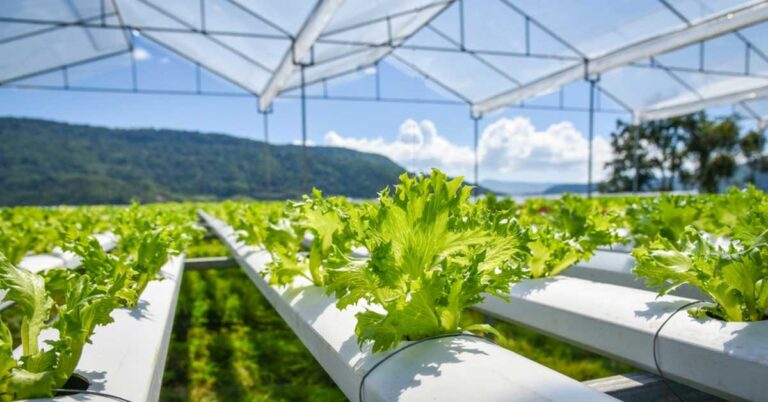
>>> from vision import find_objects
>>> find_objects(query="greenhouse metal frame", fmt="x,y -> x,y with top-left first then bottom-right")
3,0 -> 768,195
3,3 -> 768,400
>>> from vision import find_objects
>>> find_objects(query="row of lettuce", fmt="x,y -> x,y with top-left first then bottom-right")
1,172 -> 765,398
0,204 -> 203,400
207,169 -> 768,354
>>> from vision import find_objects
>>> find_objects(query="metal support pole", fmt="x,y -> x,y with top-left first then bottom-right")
63,66 -> 69,89
129,33 -> 137,92
195,63 -> 202,94
632,113 -> 640,193
261,107 -> 272,193
759,122 -> 766,184
745,43 -> 751,75
200,0 -> 206,33
300,65 -> 309,191
524,16 -> 530,56
459,0 -> 466,50
587,76 -> 599,198
375,62 -> 381,100
100,0 -> 106,26
471,113 -> 482,189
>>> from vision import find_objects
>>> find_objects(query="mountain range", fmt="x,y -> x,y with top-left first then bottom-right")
0,118 -> 407,205
480,179 -> 593,195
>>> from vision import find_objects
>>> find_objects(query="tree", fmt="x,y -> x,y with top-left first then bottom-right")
649,118 -> 688,191
683,115 -> 739,193
599,120 -> 655,192
740,129 -> 768,185
600,118 -> 687,192
600,112 -> 754,194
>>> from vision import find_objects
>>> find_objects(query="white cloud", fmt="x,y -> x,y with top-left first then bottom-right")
478,118 -> 612,182
291,139 -> 316,146
323,117 -> 612,183
325,119 -> 473,175
132,47 -> 151,61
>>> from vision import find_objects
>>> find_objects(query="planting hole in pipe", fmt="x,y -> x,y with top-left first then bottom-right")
54,373 -> 90,396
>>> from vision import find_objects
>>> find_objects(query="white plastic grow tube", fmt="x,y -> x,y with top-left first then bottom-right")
21,255 -> 185,402
597,232 -> 731,255
200,212 -> 616,402
280,216 -> 761,399
476,276 -> 768,402
569,229 -> 734,299
0,232 -> 120,310
17,231 -> 119,273
564,249 -> 706,299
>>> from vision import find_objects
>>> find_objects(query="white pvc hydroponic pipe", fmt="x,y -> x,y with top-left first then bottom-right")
201,212 -> 616,402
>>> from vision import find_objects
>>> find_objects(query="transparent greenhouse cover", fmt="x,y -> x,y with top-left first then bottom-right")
1,0 -> 768,123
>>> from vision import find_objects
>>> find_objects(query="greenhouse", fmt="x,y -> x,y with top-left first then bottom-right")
1,1 -> 768,401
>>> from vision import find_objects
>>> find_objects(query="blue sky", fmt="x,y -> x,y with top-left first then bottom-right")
1,33 -> 632,183
1,0 -> 764,185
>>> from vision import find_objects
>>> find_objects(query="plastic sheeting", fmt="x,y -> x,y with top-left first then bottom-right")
2,0 -> 768,121
0,0 -> 128,83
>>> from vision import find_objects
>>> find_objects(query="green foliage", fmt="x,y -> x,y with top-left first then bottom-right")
224,195 -> 355,287
266,190 -> 354,287
0,254 -> 116,400
324,170 -> 528,351
625,194 -> 704,246
524,194 -> 622,278
0,206 -> 110,265
160,268 -> 345,402
211,179 -> 768,354
599,120 -> 657,193
740,129 -> 768,185
601,113 -> 764,193
622,187 -> 767,246
0,117 -> 407,205
634,227 -> 768,322
0,255 -> 51,357
0,203 -> 203,399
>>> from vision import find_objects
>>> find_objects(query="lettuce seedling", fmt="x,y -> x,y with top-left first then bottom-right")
326,170 -> 528,352
634,227 -> 768,321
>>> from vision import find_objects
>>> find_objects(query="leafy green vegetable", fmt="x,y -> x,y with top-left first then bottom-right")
700,186 -> 765,237
0,206 -> 111,265
625,195 -> 705,246
0,203 -> 202,399
520,194 -> 622,278
326,170 -> 527,352
0,254 -> 52,357
210,180 -> 768,355
526,229 -> 583,278
243,191 -> 355,287
0,254 -> 115,400
633,227 -> 768,321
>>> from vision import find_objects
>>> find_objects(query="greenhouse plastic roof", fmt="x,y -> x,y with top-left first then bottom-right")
2,0 -> 768,121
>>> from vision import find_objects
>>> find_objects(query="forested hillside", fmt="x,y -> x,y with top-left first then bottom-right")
0,118 -> 406,205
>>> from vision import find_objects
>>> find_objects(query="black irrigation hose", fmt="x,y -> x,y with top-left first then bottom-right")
652,300 -> 706,402
358,332 -> 490,402
53,389 -> 132,402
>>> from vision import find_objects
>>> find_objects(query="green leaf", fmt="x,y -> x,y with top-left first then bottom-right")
634,225 -> 768,322
334,169 -> 526,351
0,254 -> 52,356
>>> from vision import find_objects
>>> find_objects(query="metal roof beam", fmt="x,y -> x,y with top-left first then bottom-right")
640,84 -> 768,121
258,0 -> 344,110
473,1 -> 768,115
